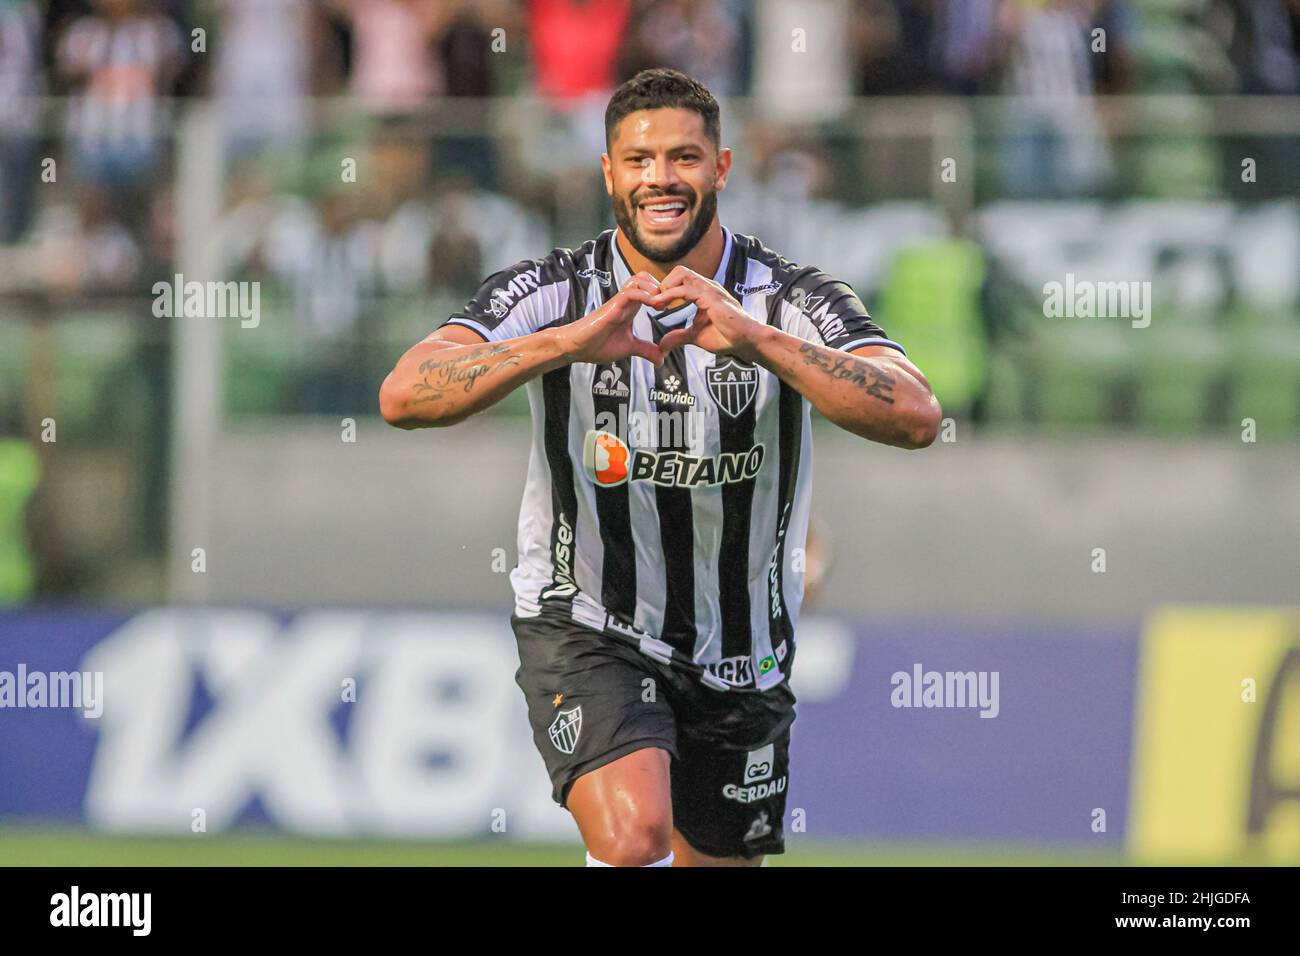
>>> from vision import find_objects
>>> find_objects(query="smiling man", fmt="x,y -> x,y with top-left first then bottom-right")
379,69 -> 941,867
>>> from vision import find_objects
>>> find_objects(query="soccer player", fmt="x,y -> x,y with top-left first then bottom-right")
380,69 -> 941,867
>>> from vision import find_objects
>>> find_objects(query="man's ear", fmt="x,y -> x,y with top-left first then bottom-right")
714,146 -> 733,192
601,153 -> 614,196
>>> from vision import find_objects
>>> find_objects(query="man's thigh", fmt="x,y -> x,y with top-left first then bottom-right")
510,613 -> 678,809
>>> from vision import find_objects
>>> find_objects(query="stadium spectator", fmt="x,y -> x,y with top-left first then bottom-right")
620,0 -> 747,96
850,0 -> 936,95
929,0 -> 1000,93
1088,0 -> 1139,95
528,0 -> 632,101
213,0 -> 313,155
994,0 -> 1113,197
332,0 -> 447,114
54,0 -> 185,191
1207,0 -> 1300,94
27,183 -> 143,292
0,0 -> 42,243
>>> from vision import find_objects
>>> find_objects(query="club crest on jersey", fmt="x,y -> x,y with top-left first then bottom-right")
548,706 -> 582,754
577,266 -> 611,286
706,358 -> 759,418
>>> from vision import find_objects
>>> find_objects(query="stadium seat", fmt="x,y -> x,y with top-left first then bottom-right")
1229,323 -> 1300,432
1133,320 -> 1226,433
1032,323 -> 1137,427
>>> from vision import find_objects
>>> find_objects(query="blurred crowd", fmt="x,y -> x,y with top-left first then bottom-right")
0,0 -> 1296,300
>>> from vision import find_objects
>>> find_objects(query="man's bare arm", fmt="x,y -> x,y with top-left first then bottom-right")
379,276 -> 665,429
752,335 -> 941,449
378,324 -> 568,429
650,267 -> 941,450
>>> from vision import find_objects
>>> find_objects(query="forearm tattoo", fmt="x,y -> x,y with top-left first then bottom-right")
797,342 -> 896,404
410,343 -> 522,405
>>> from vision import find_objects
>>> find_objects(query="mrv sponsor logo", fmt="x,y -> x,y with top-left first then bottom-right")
890,663 -> 1000,718
50,887 -> 150,936
722,743 -> 787,803
487,266 -> 544,319
583,430 -> 764,489
789,290 -> 849,342
0,664 -> 102,718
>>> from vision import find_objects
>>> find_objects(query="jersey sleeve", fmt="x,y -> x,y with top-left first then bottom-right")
772,267 -> 906,356
437,256 -> 573,342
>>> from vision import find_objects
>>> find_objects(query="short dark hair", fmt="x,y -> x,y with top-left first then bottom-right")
604,68 -> 721,151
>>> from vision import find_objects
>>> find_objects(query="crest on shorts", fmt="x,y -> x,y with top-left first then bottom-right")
706,358 -> 759,418
548,705 -> 582,754
744,811 -> 772,842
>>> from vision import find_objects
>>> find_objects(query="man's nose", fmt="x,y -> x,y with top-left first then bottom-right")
640,155 -> 681,190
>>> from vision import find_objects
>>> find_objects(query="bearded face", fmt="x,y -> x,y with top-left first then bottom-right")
603,107 -> 727,266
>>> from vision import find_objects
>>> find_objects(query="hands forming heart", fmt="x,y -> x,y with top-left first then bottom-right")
560,268 -> 762,368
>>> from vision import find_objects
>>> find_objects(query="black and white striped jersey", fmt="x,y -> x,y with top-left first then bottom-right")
440,227 -> 906,693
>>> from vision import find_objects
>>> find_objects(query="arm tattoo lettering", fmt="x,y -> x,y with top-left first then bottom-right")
412,344 -> 522,401
797,343 -> 896,404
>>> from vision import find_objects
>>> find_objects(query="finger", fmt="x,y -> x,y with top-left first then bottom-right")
658,326 -> 697,354
648,285 -> 697,308
620,287 -> 659,310
628,335 -> 665,367
621,273 -> 660,299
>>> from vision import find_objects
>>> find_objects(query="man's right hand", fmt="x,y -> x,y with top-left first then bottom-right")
558,272 -> 665,367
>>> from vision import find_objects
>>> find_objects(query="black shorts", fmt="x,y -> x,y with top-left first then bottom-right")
510,611 -> 797,860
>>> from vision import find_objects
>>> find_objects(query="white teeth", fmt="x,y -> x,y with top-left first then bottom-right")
645,203 -> 685,212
